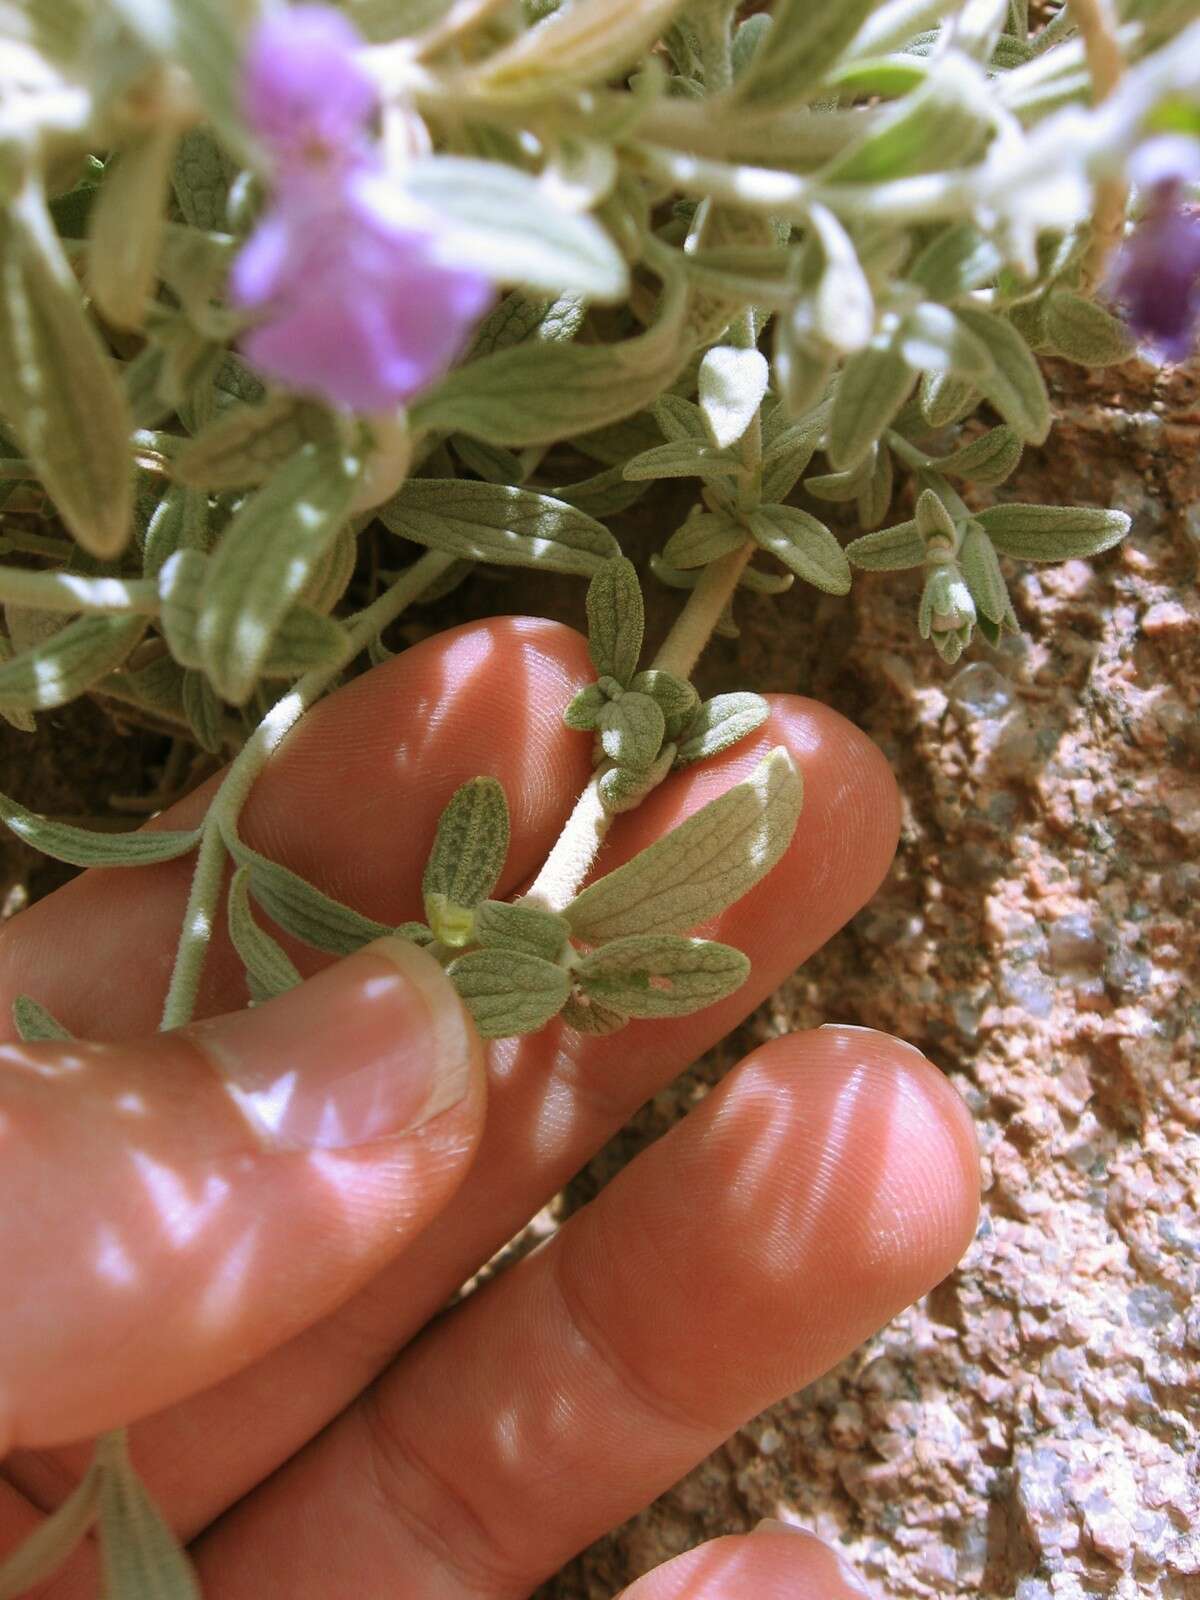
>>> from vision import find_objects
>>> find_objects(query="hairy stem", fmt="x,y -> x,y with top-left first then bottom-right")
652,540 -> 755,679
158,550 -> 455,1031
521,771 -> 609,914
1067,0 -> 1126,291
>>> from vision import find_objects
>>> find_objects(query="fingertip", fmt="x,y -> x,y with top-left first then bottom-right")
619,1527 -> 875,1599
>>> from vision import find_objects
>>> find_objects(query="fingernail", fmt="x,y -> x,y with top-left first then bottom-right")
188,936 -> 474,1151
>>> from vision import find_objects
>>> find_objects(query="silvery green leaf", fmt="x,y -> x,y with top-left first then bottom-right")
12,994 -> 72,1042
738,564 -> 794,595
827,345 -> 915,470
404,157 -> 627,303
108,0 -> 246,158
197,443 -> 361,704
908,222 -> 1003,301
915,486 -> 958,544
0,1461 -> 98,1600
0,790 -> 200,867
110,655 -> 188,721
564,682 -> 609,731
182,669 -> 224,753
551,464 -> 648,519
734,0 -> 876,106
953,308 -> 1050,444
649,555 -> 701,591
808,202 -> 874,354
171,128 -> 237,231
228,866 -> 301,1002
747,505 -> 852,594
857,440 -> 895,530
975,504 -> 1131,561
732,11 -> 771,78
0,187 -> 133,560
380,480 -> 618,578
474,900 -> 571,962
628,669 -> 700,738
598,745 -> 675,815
1005,295 -> 1050,353
661,510 -> 745,570
622,441 -> 741,485
96,1429 -> 201,1599
804,460 -> 870,503
301,524 -> 359,616
542,135 -> 619,214
760,415 -> 824,502
143,486 -> 209,581
674,692 -> 770,768
773,321 -> 834,419
467,291 -> 586,360
394,921 -> 433,946
561,993 -> 628,1035
1043,290 -> 1136,367
598,692 -> 665,770
0,614 -> 146,714
174,396 -> 334,490
959,522 -> 1010,623
576,934 -> 750,1019
157,548 -> 208,667
87,129 -> 177,332
474,0 -> 688,87
918,370 -> 978,428
698,345 -> 770,451
446,949 -> 570,1039
845,519 -> 925,569
824,54 -> 992,180
0,637 -> 34,733
260,607 -> 346,679
586,556 -> 643,684
230,837 -> 389,955
453,436 -> 525,485
899,303 -> 995,377
423,777 -> 511,941
567,747 -> 802,942
415,272 -> 687,447
928,424 -> 1022,484
652,393 -> 706,443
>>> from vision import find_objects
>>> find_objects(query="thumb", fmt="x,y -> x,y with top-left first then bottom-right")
0,937 -> 483,1452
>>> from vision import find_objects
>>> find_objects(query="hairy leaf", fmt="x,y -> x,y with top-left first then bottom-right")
380,480 -> 618,578
747,505 -> 852,593
586,556 -> 643,684
446,949 -> 570,1039
474,900 -> 571,962
622,441 -> 741,485
674,692 -> 770,768
0,615 -> 147,714
423,777 -> 511,942
576,934 -> 750,1019
954,308 -> 1050,444
735,0 -> 877,106
827,345 -> 915,470
661,510 -> 746,570
174,396 -> 334,489
1043,290 -> 1136,367
698,345 -> 770,450
228,866 -> 301,1002
12,995 -> 72,1042
0,791 -> 200,868
598,692 -> 665,770
975,503 -> 1130,560
230,837 -> 389,955
845,518 -> 925,569
959,522 -> 1010,623
97,1430 -> 201,1599
0,1463 -> 98,1600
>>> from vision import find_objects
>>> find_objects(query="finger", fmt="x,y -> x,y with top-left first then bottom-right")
0,939 -> 483,1451
192,1028 -> 979,1598
618,1525 -> 875,1600
0,617 -> 593,1039
12,695 -> 897,1536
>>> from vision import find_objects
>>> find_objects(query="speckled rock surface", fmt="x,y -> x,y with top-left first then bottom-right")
541,359 -> 1200,1600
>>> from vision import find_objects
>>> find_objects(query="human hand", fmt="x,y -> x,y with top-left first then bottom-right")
0,617 -> 979,1598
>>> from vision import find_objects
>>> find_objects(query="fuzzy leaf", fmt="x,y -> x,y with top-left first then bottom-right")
197,444 -> 360,703
953,308 -> 1050,444
899,302 -> 994,376
174,396 -> 334,489
405,157 -> 628,303
586,556 -> 643,684
845,519 -> 925,569
0,188 -> 133,559
260,607 -> 347,679
908,222 -> 1003,302
12,994 -> 72,1042
564,683 -> 609,731
975,503 -> 1131,561
959,522 -> 1010,623
468,290 -> 587,359
576,935 -> 749,1019
182,669 -> 224,753
598,747 -> 676,815
157,548 -> 208,667
809,202 -> 874,354
87,130 -> 177,332
760,414 -> 824,502
627,669 -> 700,737
674,692 -> 770,768
446,949 -> 570,1039
919,370 -> 978,428
227,866 -> 301,1002
827,345 -> 915,470
598,692 -> 665,771
0,615 -> 146,714
698,345 -> 770,451
0,1463 -> 98,1600
823,55 -> 992,181
735,0 -> 876,106
661,511 -> 745,570
228,836 -> 388,955
380,480 -> 618,578
0,792 -> 200,869
652,393 -> 706,443
97,1431 -> 201,1599
423,777 -> 511,941
804,461 -> 870,503
108,0 -> 245,157
622,441 -> 741,484
567,747 -> 802,942
474,0 -> 690,87
747,505 -> 852,593
474,900 -> 571,962
927,424 -> 1022,485
561,994 -> 628,1035
857,440 -> 894,529
1043,290 -> 1136,367
915,487 -> 958,544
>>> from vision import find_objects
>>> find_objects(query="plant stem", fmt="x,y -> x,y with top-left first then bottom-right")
521,771 -> 609,914
1067,0 -> 1126,291
157,550 -> 455,1031
651,541 -> 755,679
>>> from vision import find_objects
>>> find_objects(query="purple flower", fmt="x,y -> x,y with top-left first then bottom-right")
1110,136 -> 1200,364
231,5 -> 492,411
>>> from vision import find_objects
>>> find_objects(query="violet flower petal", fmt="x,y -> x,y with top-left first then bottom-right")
243,4 -> 378,170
